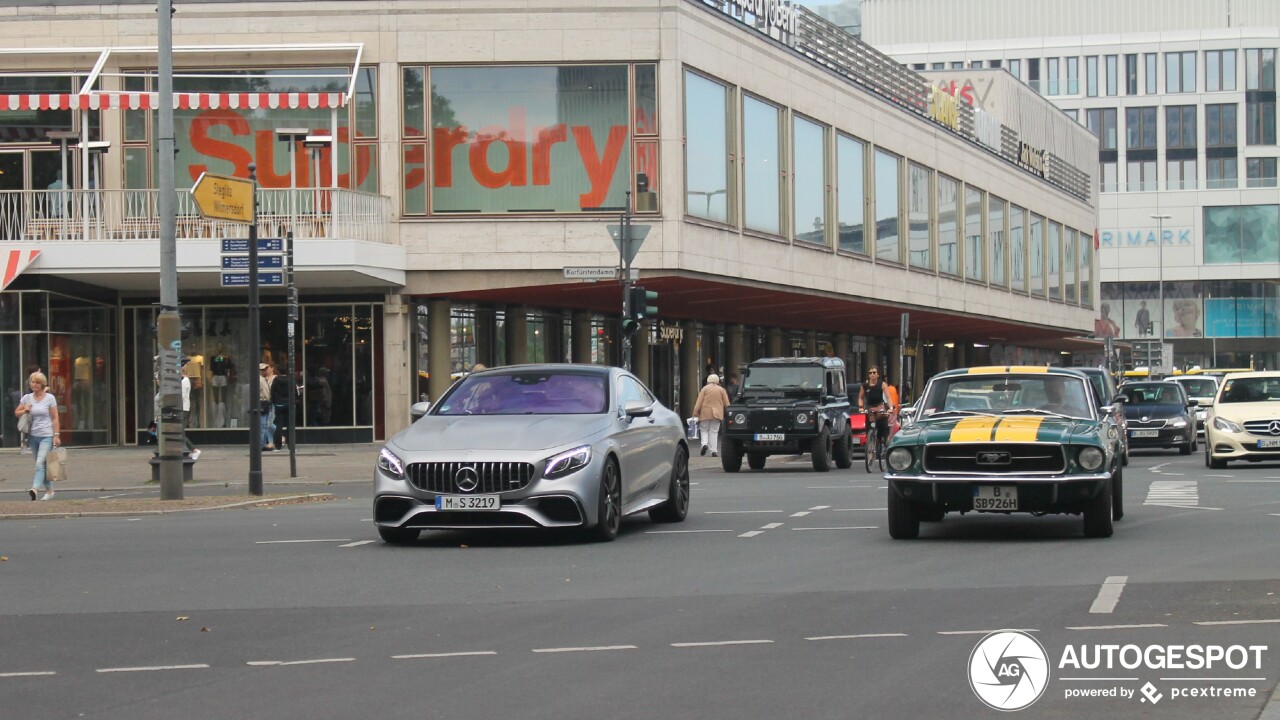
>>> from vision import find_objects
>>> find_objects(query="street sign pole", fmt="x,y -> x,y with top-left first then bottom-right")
899,312 -> 909,400
621,191 -> 633,371
247,164 -> 263,497
286,231 -> 297,478
156,0 -> 182,500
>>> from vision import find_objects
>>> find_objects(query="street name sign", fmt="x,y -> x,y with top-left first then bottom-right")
221,272 -> 283,288
564,266 -> 619,280
221,238 -> 283,253
191,172 -> 255,224
222,255 -> 284,270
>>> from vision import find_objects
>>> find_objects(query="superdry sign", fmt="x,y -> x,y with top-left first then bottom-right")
695,0 -> 799,41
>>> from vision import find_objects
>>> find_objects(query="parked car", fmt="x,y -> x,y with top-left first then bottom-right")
883,366 -> 1122,539
373,364 -> 690,543
1171,375 -> 1219,436
1204,371 -> 1280,469
1075,367 -> 1130,466
1118,381 -> 1197,454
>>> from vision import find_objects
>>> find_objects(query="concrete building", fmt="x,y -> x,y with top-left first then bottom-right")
865,0 -> 1280,371
0,0 -> 1097,447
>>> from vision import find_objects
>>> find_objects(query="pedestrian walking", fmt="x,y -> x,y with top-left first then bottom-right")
18,363 -> 42,453
259,363 -> 276,451
693,373 -> 731,457
270,364 -> 296,450
180,364 -> 200,461
14,371 -> 60,501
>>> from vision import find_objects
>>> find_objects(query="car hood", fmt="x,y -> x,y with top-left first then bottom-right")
898,414 -> 1096,445
1212,401 -> 1280,422
392,414 -> 612,453
1123,404 -> 1189,420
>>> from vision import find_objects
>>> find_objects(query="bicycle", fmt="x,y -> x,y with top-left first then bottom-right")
864,409 -> 889,472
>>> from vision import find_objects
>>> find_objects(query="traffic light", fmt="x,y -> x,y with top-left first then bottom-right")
629,286 -> 658,321
622,317 -> 641,337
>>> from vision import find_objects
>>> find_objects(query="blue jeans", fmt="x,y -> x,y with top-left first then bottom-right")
31,435 -> 54,491
260,404 -> 275,448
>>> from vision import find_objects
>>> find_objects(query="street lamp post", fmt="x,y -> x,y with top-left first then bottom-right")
274,129 -> 308,479
1151,213 -> 1171,365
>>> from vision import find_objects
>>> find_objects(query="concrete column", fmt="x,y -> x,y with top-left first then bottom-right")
726,324 -> 745,380
888,339 -> 902,387
475,307 -> 496,368
835,332 -> 851,367
957,342 -> 968,368
571,310 -> 592,364
913,340 -> 926,400
680,320 -> 700,418
804,330 -> 817,357
427,298 -> 452,403
767,327 -> 783,357
867,337 -> 880,371
504,305 -> 528,366
632,324 -> 651,384
381,294 -> 411,438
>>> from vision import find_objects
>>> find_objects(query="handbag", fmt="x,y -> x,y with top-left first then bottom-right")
17,412 -> 31,434
46,446 -> 68,482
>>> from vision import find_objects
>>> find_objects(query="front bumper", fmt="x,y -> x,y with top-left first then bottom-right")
886,472 -> 1112,512
1206,427 -> 1280,461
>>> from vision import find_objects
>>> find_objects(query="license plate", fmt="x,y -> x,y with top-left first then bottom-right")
1131,429 -> 1160,438
852,436 -> 863,445
1258,439 -> 1280,449
973,485 -> 1018,511
755,433 -> 785,441
435,495 -> 499,511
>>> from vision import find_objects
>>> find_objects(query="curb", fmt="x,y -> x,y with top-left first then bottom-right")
0,493 -> 337,520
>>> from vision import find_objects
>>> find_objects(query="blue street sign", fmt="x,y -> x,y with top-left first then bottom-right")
221,238 -> 283,254
222,255 -> 284,270
221,272 -> 284,288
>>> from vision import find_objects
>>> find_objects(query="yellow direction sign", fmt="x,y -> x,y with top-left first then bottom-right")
191,172 -> 255,224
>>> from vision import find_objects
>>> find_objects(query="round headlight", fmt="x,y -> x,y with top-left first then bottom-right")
734,413 -> 746,425
796,412 -> 811,424
887,447 -> 914,471
1077,446 -> 1104,471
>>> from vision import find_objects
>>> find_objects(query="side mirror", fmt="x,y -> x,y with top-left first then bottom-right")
899,405 -> 917,424
624,399 -> 653,418
1187,399 -> 1199,407
1112,394 -> 1129,404
410,401 -> 431,419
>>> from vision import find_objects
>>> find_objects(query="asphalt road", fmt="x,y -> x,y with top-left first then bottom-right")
1,450 -> 1278,719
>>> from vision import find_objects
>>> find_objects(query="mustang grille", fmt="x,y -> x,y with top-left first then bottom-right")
923,443 -> 1066,474
407,462 -> 536,494
1243,420 -> 1280,436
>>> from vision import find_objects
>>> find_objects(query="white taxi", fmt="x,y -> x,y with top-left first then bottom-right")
1204,372 -> 1280,468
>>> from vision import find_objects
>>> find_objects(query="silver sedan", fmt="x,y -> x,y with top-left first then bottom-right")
374,364 -> 691,543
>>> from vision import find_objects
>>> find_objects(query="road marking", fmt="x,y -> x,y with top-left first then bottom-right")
704,510 -> 783,514
808,505 -> 830,511
247,658 -> 354,666
392,651 -> 497,659
339,540 -> 376,548
938,629 -> 1038,635
793,526 -> 877,531
1068,623 -> 1166,630
1204,474 -> 1234,478
806,486 -> 875,489
1161,473 -> 1186,476
0,671 -> 56,677
532,645 -> 637,653
1144,503 -> 1223,511
806,633 -> 907,641
761,523 -> 783,529
1194,619 -> 1280,626
97,664 -> 209,673
1144,481 -> 1199,508
646,529 -> 733,534
1089,575 -> 1128,614
254,539 -> 351,544
1230,480 -> 1280,483
832,508 -> 887,512
672,640 -> 773,648
790,511 -> 811,517
738,531 -> 763,538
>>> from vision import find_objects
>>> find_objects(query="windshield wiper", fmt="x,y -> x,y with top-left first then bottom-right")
927,410 -> 996,418
1002,408 -> 1079,418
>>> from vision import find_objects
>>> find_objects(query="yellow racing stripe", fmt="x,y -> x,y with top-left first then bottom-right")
949,416 -> 999,442
993,417 -> 1045,442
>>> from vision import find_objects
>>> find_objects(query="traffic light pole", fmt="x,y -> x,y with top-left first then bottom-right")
620,190 -> 633,372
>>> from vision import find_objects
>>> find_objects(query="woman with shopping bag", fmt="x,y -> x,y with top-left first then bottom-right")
693,373 -> 731,457
14,371 -> 61,501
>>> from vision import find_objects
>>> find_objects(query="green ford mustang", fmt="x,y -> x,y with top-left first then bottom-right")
884,366 -> 1123,540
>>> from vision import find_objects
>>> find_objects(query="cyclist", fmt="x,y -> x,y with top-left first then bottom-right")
858,366 -> 895,449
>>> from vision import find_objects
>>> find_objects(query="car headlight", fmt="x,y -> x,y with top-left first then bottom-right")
796,412 -> 812,425
1213,417 -> 1243,434
1077,446 -> 1105,471
1169,418 -> 1188,428
734,413 -> 746,425
377,447 -> 405,479
887,447 -> 914,471
544,445 -> 591,479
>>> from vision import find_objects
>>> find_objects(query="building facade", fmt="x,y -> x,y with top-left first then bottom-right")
866,0 -> 1280,371
0,0 -> 1097,447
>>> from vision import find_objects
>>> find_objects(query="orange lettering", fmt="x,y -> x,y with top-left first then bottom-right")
432,126 -> 469,187
532,125 -> 567,186
468,108 -> 527,190
254,131 -> 292,188
573,125 -> 628,209
186,109 -> 252,181
404,143 -> 425,190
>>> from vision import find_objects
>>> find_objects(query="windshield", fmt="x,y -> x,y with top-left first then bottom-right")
742,366 -> 824,391
1124,383 -> 1184,406
919,374 -> 1094,418
1176,378 -> 1217,397
1219,377 -> 1280,404
434,372 -> 608,415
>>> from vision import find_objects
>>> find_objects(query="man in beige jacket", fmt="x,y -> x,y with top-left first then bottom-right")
693,373 -> 732,457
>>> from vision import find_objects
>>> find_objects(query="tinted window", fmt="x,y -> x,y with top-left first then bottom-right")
920,374 -> 1092,418
743,366 -> 825,391
1125,384 -> 1185,405
1220,377 -> 1280,403
436,372 -> 607,415
1176,378 -> 1217,397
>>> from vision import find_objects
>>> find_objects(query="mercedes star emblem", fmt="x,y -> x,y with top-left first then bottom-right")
455,466 -> 480,493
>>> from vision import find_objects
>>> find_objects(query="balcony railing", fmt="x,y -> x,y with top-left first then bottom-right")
0,188 -> 392,244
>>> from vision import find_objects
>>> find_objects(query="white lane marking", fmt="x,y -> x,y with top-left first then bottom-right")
738,531 -> 763,538
247,658 -> 353,666
704,510 -> 783,514
646,529 -> 733,534
1204,474 -> 1235,478
1089,575 -> 1128,614
0,671 -> 56,677
1194,619 -> 1280,626
339,540 -> 376,548
1271,514 -> 1280,518
1067,623 -> 1166,630
1144,481 -> 1199,508
671,640 -> 773,648
806,486 -> 875,489
532,645 -> 637,654
938,629 -> 1038,636
1144,503 -> 1223,511
254,539 -> 351,545
805,633 -> 907,641
760,523 -> 783,529
97,664 -> 209,673
790,511 -> 811,517
1230,480 -> 1280,483
808,505 -> 830,511
1161,473 -> 1186,476
832,507 -> 888,512
392,651 -> 497,659
793,526 -> 878,531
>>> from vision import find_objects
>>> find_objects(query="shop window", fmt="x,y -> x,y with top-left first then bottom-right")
907,162 -> 931,269
937,174 -> 958,275
987,195 -> 1005,287
836,133 -> 866,255
793,115 -> 828,246
684,69 -> 732,223
874,149 -> 901,263
1009,205 -> 1025,292
742,95 -> 782,235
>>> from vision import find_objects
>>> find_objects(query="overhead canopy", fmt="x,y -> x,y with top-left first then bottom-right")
0,92 -> 346,111
1,248 -> 41,291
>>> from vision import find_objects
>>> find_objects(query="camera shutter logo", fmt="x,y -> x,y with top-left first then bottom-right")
455,466 -> 480,493
968,630 -> 1050,711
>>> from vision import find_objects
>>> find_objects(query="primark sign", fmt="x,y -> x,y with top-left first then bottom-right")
696,0 -> 800,40
1099,228 -> 1193,248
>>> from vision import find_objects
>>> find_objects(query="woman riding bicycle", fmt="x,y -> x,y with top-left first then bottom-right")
858,366 -> 895,443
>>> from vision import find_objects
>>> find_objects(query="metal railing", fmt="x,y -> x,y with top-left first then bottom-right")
0,188 -> 392,244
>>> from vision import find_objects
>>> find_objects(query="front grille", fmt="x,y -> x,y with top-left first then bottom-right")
406,510 -> 539,527
1127,418 -> 1168,429
746,410 -> 795,433
923,443 -> 1065,474
407,462 -> 536,494
1243,420 -> 1280,436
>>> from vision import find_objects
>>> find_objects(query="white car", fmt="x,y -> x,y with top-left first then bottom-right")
1204,372 -> 1280,469
1172,375 -> 1219,436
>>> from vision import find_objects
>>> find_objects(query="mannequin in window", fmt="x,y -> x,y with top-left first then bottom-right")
209,345 -> 229,427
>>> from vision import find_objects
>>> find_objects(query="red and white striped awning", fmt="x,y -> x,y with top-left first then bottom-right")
2,249 -> 41,292
0,92 -> 347,112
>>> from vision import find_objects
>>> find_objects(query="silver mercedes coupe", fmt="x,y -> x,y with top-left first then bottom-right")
374,364 -> 690,543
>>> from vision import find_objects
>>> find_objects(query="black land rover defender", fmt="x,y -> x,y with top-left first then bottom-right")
720,357 -> 854,472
